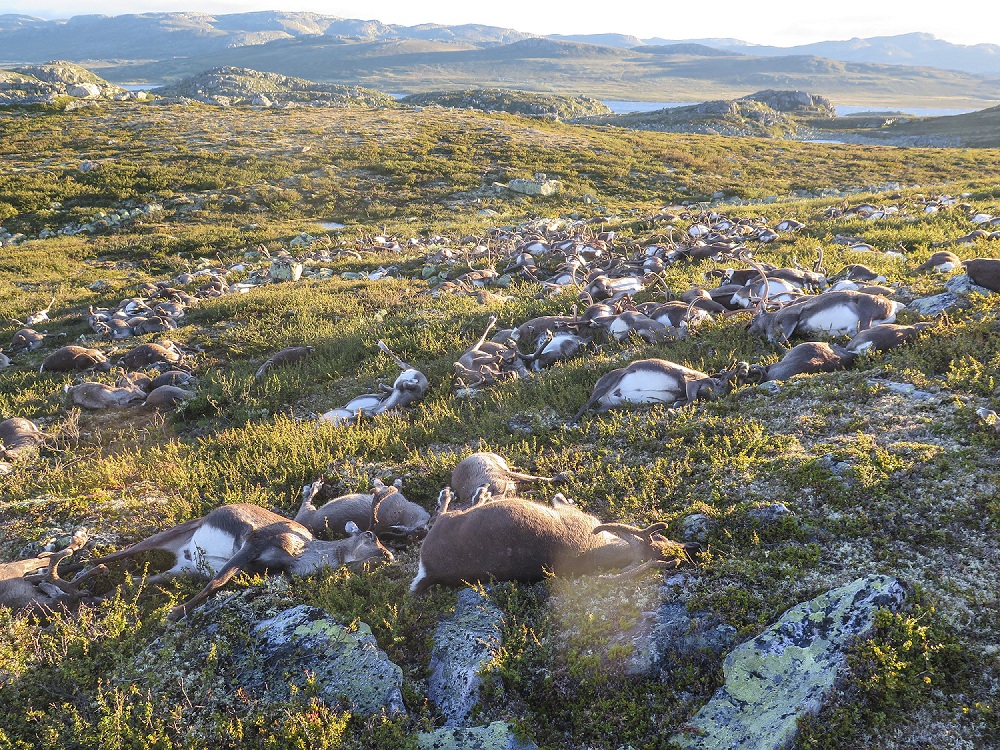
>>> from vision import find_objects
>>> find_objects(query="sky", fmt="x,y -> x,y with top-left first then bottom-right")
3,0 -> 999,48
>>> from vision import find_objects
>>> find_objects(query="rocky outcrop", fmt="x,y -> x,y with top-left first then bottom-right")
400,88 -> 611,119
741,90 -> 836,117
155,67 -> 396,108
507,175 -> 562,196
0,61 -> 140,106
673,575 -> 908,750
578,98 -> 802,138
0,61 -> 133,106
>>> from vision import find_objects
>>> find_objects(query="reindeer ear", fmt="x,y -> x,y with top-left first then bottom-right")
345,521 -> 361,535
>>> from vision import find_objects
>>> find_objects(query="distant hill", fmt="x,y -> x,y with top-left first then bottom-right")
0,12 -> 534,63
580,32 -> 1000,77
834,104 -> 1000,147
724,33 -> 1000,77
548,33 -> 644,48
632,44 -> 736,57
95,36 -> 1000,109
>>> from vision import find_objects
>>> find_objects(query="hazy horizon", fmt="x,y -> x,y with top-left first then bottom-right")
2,1 -> 998,50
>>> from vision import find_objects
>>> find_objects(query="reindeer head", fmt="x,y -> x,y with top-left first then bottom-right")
592,522 -> 701,578
338,521 -> 395,571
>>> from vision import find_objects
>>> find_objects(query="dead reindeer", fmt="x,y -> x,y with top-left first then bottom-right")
584,273 -> 645,301
450,451 -> 561,505
254,345 -> 315,381
602,311 -> 674,344
846,322 -> 936,355
11,296 -> 56,328
144,385 -> 197,409
371,340 -> 430,413
0,529 -> 106,616
747,290 -> 904,343
572,359 -> 735,424
295,478 -> 430,543
913,251 -> 962,274
731,277 -> 804,308
0,417 -> 45,460
521,329 -> 592,372
513,314 -> 583,348
829,264 -> 886,284
318,341 -> 429,424
150,370 -> 199,390
132,316 -> 178,336
66,382 -> 147,409
94,504 -> 395,621
749,342 -> 856,382
40,345 -> 109,373
10,328 -> 49,352
453,315 -> 528,390
678,289 -> 729,315
120,341 -> 186,371
635,300 -> 713,336
409,493 -> 700,594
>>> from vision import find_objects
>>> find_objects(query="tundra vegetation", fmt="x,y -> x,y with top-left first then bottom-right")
0,98 -> 998,749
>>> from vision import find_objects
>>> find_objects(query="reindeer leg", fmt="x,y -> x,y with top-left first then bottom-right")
167,541 -> 271,621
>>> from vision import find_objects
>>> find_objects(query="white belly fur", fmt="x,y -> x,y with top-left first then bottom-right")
168,526 -> 239,575
604,371 -> 681,406
801,306 -> 862,336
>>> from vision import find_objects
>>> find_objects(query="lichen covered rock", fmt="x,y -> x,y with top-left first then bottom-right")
416,721 -> 537,750
252,604 -> 405,715
673,574 -> 907,750
428,587 -> 505,725
126,582 -> 404,732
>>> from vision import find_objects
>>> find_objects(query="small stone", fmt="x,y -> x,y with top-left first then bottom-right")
748,503 -> 793,524
253,605 -> 406,715
627,602 -> 737,677
507,178 -> 562,196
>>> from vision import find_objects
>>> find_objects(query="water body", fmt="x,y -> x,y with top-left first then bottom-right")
317,221 -> 346,230
603,100 -> 977,117
121,84 -> 163,91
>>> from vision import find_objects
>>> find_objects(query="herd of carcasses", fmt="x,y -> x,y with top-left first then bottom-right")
2,200 -> 999,620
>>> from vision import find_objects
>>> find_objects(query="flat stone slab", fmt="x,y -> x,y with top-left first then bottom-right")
672,574 -> 907,750
416,722 -> 537,750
